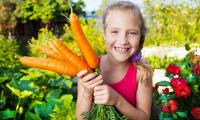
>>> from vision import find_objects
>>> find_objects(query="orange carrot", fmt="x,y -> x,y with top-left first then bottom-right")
19,56 -> 78,77
37,45 -> 64,61
48,39 -> 92,73
69,13 -> 99,69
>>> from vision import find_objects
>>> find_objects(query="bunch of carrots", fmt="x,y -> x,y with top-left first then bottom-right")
19,2 -> 127,120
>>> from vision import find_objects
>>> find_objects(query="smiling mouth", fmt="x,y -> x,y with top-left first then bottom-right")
114,47 -> 130,54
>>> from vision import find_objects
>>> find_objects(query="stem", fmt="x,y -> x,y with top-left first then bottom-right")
61,13 -> 69,20
68,0 -> 73,13
14,97 -> 22,120
95,68 -> 101,75
16,97 -> 21,111
1,91 -> 3,99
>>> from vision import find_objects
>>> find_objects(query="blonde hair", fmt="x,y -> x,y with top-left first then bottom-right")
135,61 -> 153,86
102,1 -> 147,49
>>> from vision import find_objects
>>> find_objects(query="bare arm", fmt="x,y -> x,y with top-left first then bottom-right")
114,80 -> 152,120
76,79 -> 93,120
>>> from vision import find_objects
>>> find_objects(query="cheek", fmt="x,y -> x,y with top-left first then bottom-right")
130,38 -> 140,47
104,34 -> 116,45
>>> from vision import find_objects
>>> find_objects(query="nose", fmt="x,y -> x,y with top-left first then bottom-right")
118,33 -> 128,45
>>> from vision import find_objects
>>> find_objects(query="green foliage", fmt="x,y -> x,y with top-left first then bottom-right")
0,35 -> 21,68
145,56 -> 178,69
156,81 -> 171,86
0,67 -> 22,84
82,104 -> 128,120
144,0 -> 200,47
0,109 -> 17,120
50,94 -> 76,120
25,112 -> 41,120
14,0 -> 86,24
0,68 -> 76,120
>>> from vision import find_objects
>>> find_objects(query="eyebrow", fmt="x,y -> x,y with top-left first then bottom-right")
128,29 -> 140,31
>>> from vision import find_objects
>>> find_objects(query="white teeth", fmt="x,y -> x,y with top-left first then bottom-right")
115,47 -> 128,53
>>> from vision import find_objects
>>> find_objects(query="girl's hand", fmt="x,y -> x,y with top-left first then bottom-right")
93,84 -> 119,105
77,69 -> 103,96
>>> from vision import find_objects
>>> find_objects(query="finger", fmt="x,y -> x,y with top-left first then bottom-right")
82,72 -> 97,82
83,79 -> 103,89
77,69 -> 88,78
88,79 -> 103,89
94,90 -> 105,96
94,95 -> 104,100
94,85 -> 104,91
84,75 -> 102,86
87,76 -> 103,88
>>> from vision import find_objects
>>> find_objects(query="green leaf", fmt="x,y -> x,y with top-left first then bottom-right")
34,102 -> 53,118
176,111 -> 187,118
160,112 -> 172,120
0,109 -> 17,119
34,99 -> 62,119
60,94 -> 73,107
0,76 -> 9,84
45,89 -> 62,100
49,76 -> 73,89
47,99 -> 62,108
188,74 -> 195,83
193,85 -> 199,94
156,81 -> 171,86
65,79 -> 73,88
172,113 -> 178,119
25,112 -> 41,120
6,80 -> 39,98
29,100 -> 43,110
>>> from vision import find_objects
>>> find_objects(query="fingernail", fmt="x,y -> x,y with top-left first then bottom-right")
84,70 -> 88,73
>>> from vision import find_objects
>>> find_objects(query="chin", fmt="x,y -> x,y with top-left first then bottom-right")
114,56 -> 130,62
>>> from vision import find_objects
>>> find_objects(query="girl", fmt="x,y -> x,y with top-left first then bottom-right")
76,1 -> 153,120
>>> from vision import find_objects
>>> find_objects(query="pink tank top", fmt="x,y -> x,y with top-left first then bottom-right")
108,64 -> 137,106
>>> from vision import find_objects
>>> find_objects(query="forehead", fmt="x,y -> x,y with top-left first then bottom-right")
105,9 -> 141,29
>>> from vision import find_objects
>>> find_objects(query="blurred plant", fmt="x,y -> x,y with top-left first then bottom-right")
0,0 -> 16,32
144,0 -> 200,47
0,35 -> 21,69
13,0 -> 86,24
145,56 -> 178,70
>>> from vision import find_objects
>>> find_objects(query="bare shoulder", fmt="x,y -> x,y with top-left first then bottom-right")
134,60 -> 153,86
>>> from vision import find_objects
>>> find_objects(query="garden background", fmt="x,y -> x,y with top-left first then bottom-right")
0,0 -> 199,119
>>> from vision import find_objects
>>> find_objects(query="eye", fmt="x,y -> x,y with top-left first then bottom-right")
128,31 -> 137,35
111,30 -> 118,34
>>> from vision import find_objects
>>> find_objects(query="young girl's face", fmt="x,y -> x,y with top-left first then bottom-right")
104,9 -> 141,62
